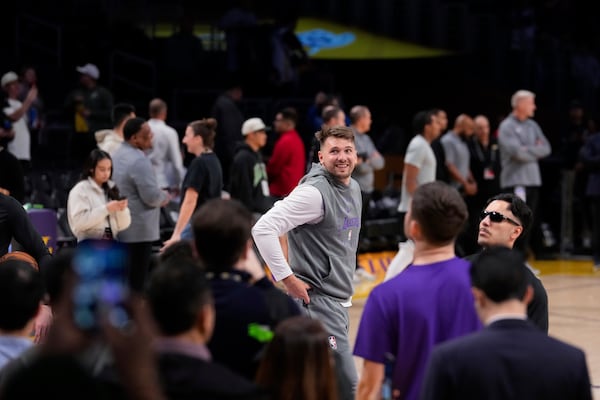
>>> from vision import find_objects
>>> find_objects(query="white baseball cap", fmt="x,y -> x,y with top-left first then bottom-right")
241,117 -> 269,135
1,71 -> 18,87
76,63 -> 100,80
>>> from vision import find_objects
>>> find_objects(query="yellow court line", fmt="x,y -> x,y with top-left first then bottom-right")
353,252 -> 599,300
266,252 -> 598,301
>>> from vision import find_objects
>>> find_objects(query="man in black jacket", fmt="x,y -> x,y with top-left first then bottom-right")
192,198 -> 300,380
465,192 -> 549,333
229,117 -> 274,217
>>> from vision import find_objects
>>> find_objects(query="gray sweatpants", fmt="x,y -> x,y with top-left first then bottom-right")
297,293 -> 357,399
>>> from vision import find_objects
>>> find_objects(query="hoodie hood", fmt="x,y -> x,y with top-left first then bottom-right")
233,141 -> 255,155
301,162 -> 348,190
95,129 -> 116,143
95,129 -> 123,146
95,129 -> 124,155
288,162 -> 362,301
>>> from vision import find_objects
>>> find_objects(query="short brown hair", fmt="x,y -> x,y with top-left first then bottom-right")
315,125 -> 354,146
188,118 -> 217,150
192,198 -> 252,271
411,181 -> 467,245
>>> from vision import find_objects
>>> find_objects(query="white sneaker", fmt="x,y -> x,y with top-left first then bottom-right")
354,268 -> 376,283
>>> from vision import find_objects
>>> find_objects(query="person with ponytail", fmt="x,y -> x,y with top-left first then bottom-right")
161,118 -> 223,250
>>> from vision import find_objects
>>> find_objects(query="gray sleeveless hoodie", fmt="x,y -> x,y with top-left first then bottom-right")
288,163 -> 362,301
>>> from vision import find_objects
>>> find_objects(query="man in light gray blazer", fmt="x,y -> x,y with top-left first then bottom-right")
112,117 -> 169,292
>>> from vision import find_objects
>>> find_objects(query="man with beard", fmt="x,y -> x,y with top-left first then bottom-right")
467,193 -> 548,333
253,125 -> 361,397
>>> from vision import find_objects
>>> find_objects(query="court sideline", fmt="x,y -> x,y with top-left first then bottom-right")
351,254 -> 600,399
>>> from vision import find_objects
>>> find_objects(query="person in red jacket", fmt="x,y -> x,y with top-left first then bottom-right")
267,107 -> 305,198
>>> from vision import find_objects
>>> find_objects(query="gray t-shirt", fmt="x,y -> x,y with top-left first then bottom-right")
352,131 -> 385,193
441,131 -> 471,190
398,135 -> 436,212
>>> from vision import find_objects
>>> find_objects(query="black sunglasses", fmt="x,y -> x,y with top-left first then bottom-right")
480,210 -> 521,226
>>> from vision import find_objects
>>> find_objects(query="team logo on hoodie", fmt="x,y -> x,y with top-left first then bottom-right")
328,335 -> 338,350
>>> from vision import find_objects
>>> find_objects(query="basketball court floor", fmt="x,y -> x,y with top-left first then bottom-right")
352,253 -> 600,399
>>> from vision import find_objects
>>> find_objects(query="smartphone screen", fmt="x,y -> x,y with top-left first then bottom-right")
72,239 -> 130,332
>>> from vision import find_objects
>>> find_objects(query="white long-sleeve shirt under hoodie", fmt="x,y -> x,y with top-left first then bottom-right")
252,184 -> 324,282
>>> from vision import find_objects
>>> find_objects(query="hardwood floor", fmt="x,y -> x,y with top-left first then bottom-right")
352,254 -> 600,399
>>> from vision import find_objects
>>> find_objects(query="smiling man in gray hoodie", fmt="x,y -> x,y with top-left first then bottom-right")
252,125 -> 361,396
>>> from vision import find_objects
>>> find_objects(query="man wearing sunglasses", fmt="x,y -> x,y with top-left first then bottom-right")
466,192 -> 549,333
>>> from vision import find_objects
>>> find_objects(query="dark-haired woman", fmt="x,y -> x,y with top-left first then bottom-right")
256,315 -> 340,400
161,118 -> 223,250
67,149 -> 130,241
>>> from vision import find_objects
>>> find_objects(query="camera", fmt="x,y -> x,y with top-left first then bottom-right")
357,152 -> 369,160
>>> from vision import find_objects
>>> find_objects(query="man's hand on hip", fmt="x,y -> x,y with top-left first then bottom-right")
282,275 -> 311,304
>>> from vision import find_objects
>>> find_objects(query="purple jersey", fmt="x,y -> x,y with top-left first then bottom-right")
354,257 -> 482,400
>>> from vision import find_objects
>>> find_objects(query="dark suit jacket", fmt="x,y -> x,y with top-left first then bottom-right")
420,319 -> 592,400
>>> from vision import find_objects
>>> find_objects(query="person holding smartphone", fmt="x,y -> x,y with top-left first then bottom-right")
67,149 -> 130,242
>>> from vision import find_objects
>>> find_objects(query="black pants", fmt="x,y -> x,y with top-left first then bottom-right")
124,241 -> 154,293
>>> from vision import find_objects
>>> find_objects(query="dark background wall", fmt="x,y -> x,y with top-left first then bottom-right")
5,0 -> 600,153
5,0 -> 598,253
6,0 -> 599,143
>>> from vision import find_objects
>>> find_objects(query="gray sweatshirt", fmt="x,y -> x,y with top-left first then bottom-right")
498,115 -> 551,188
351,130 -> 385,193
288,164 -> 362,301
